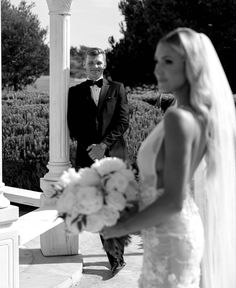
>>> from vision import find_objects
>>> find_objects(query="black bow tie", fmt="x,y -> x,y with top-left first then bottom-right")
87,79 -> 103,88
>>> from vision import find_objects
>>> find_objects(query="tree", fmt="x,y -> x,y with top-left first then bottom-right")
143,0 -> 236,90
107,0 -> 236,91
70,45 -> 89,79
1,0 -> 49,90
106,0 -> 155,86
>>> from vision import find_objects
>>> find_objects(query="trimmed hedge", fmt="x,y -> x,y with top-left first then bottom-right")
2,89 -> 163,191
126,96 -> 162,164
2,90 -> 49,191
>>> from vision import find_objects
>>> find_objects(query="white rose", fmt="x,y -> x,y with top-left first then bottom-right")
70,205 -> 85,219
140,187 -> 160,209
56,190 -> 76,213
66,182 -> 81,195
106,190 -> 126,211
84,213 -> 105,232
124,182 -> 138,201
119,168 -> 135,181
105,171 -> 128,193
59,168 -> 80,187
75,186 -> 104,215
98,206 -> 120,227
78,167 -> 101,186
92,157 -> 126,176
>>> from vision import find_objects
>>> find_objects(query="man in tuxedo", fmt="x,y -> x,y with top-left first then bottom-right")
67,47 -> 129,275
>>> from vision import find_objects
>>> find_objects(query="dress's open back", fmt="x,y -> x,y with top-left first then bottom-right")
137,121 -> 204,288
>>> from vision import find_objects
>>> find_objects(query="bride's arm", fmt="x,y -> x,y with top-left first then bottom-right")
102,109 -> 194,239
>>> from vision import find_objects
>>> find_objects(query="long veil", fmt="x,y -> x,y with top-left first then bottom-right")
193,33 -> 236,288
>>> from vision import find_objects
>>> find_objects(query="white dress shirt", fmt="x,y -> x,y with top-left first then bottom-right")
89,77 -> 103,106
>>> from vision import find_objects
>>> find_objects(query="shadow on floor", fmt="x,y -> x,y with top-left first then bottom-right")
20,248 -> 82,265
82,264 -> 113,281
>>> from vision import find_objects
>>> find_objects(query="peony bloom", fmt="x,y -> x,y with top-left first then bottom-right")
97,206 -> 120,227
105,171 -> 129,194
56,190 -> 76,213
119,168 -> 135,181
92,157 -> 126,176
59,168 -> 81,187
53,158 -> 138,234
75,186 -> 104,215
124,182 -> 139,201
85,213 -> 105,232
106,190 -> 126,211
78,167 -> 101,186
140,187 -> 162,209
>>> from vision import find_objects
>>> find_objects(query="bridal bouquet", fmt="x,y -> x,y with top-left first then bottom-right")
51,157 -> 139,234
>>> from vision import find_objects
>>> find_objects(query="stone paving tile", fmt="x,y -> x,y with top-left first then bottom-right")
20,237 -> 83,288
76,232 -> 143,288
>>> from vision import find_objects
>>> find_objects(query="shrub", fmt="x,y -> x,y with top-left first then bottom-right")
2,89 -> 163,191
127,85 -> 159,106
126,97 -> 163,164
2,90 -> 49,191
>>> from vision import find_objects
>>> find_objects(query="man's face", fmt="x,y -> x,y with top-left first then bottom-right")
84,54 -> 106,80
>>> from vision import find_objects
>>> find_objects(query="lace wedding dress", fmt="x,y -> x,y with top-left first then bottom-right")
137,121 -> 204,288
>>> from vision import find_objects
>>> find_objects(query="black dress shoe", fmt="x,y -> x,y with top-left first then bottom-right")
111,261 -> 126,275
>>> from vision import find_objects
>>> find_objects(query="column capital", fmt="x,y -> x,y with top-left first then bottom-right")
46,0 -> 73,15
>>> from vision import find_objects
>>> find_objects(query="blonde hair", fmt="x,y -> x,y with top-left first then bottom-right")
86,47 -> 106,62
160,28 -> 236,288
160,28 -> 216,175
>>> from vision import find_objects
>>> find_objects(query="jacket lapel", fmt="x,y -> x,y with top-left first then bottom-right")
97,78 -> 110,114
83,82 -> 97,109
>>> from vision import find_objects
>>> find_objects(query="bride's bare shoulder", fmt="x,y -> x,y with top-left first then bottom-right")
164,107 -> 197,138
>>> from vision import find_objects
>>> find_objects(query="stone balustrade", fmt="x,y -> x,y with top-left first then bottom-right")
0,205 -> 19,288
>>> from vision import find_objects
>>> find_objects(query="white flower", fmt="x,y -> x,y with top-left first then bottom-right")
124,182 -> 139,201
85,213 -> 105,232
92,157 -> 126,176
56,190 -> 76,213
105,171 -> 129,193
75,186 -> 104,215
106,190 -> 126,211
119,168 -> 135,181
97,206 -> 120,227
59,168 -> 81,187
168,274 -> 178,286
139,186 -> 162,210
78,167 -> 101,186
70,204 -> 85,218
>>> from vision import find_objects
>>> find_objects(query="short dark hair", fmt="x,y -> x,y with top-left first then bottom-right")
86,47 -> 106,61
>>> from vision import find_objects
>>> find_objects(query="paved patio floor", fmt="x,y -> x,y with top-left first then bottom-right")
76,232 -> 143,288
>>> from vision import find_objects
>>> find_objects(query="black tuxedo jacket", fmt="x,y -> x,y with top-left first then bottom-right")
67,78 -> 129,168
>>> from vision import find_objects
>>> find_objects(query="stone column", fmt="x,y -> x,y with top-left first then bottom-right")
40,0 -> 79,256
0,4 -> 10,209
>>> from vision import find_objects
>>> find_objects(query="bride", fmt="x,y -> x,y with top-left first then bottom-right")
102,27 -> 236,288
